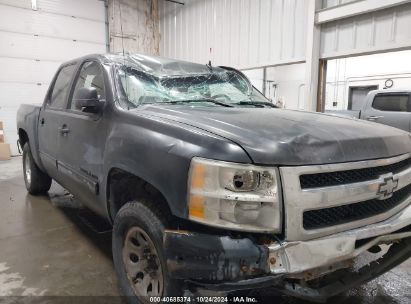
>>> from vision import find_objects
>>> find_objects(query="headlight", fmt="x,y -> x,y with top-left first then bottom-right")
187,157 -> 281,233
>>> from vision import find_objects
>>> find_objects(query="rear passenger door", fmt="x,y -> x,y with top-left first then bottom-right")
38,64 -> 76,178
362,93 -> 411,132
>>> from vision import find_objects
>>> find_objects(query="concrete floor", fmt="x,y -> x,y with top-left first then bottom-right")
0,156 -> 410,303
0,157 -> 120,301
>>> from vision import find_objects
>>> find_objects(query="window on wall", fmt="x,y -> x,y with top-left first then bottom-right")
322,0 -> 357,9
71,61 -> 106,111
372,94 -> 410,112
49,65 -> 77,109
348,86 -> 378,111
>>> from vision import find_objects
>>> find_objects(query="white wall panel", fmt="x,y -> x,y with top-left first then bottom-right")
0,58 -> 59,84
37,0 -> 105,21
320,2 -> 411,59
0,0 -> 106,155
0,0 -> 105,21
0,4 -> 105,44
0,32 -> 105,62
0,84 -> 48,106
0,0 -> 31,9
267,63 -> 306,110
159,0 -> 308,70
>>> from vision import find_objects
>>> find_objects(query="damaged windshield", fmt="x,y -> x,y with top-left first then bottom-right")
116,65 -> 273,109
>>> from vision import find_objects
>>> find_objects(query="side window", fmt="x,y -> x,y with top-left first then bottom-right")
71,61 -> 106,111
49,65 -> 76,109
372,94 -> 410,112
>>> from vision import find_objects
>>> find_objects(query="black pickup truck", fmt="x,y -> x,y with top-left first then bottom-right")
17,54 -> 411,302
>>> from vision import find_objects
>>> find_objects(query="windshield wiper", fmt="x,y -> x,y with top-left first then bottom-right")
235,101 -> 278,108
162,99 -> 234,108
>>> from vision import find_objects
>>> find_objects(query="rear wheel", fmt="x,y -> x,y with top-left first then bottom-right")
22,143 -> 52,194
112,201 -> 183,303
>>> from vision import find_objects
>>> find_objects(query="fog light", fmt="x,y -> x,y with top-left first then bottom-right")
234,201 -> 261,223
220,200 -> 262,224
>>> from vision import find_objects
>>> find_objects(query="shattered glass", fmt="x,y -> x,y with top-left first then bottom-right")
111,54 -> 273,109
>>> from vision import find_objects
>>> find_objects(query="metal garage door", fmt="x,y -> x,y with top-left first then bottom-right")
0,0 -> 106,155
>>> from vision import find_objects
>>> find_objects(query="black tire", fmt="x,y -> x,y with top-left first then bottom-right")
112,201 -> 183,304
22,142 -> 52,195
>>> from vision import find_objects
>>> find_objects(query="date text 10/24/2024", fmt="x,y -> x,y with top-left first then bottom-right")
149,297 -> 258,303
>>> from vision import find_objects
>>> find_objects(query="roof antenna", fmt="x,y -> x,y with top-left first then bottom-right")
118,0 -> 126,57
206,48 -> 213,71
118,0 -> 129,109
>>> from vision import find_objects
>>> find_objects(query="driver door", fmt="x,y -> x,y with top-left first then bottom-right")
55,61 -> 108,212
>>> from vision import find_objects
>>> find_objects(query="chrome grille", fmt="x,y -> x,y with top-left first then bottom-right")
300,157 -> 411,189
303,183 -> 411,229
280,153 -> 411,241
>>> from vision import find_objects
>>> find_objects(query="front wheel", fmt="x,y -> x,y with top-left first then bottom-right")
112,201 -> 183,303
22,142 -> 52,194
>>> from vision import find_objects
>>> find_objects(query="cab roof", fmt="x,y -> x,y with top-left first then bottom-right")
75,53 -> 227,78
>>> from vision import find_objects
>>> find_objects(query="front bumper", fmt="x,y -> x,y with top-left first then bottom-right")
269,201 -> 411,276
164,203 -> 411,298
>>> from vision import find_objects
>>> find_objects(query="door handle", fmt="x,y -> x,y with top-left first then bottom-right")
40,118 -> 45,125
59,125 -> 70,135
366,116 -> 383,121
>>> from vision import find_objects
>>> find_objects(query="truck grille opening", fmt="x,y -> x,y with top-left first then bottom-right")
299,157 -> 411,189
303,183 -> 411,230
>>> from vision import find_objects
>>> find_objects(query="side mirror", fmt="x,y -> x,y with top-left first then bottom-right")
74,87 -> 102,113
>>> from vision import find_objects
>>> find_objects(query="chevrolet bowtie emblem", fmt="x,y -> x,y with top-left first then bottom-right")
377,174 -> 398,199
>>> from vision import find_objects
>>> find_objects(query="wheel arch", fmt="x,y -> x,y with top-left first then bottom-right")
106,167 -> 174,224
18,128 -> 29,147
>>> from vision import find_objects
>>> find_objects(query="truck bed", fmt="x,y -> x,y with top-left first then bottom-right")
16,104 -> 43,166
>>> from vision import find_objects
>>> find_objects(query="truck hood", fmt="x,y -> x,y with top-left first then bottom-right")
137,106 -> 411,165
